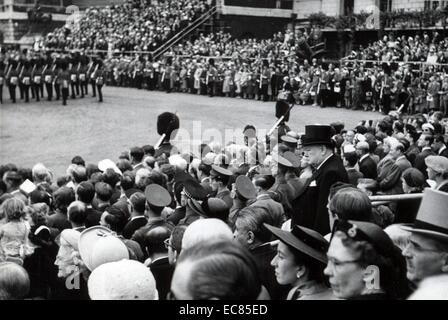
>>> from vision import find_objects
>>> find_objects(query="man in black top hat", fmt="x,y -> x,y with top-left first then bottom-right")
292,125 -> 348,235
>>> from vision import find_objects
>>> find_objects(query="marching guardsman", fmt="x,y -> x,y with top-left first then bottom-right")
154,112 -> 180,158
69,59 -> 80,99
18,53 -> 26,100
92,58 -> 105,103
207,58 -> 217,97
79,55 -> 90,98
0,61 -> 5,104
20,60 -> 32,103
31,58 -> 43,102
6,59 -> 19,103
43,58 -> 54,101
58,58 -> 71,106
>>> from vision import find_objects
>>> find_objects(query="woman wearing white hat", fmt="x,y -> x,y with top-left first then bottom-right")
425,155 -> 448,192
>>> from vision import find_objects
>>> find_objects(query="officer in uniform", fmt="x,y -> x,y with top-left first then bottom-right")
89,59 -> 98,98
131,184 -> 175,249
69,58 -> 79,99
154,112 -> 180,158
31,58 -> 43,102
20,60 -> 32,103
58,58 -> 71,106
79,55 -> 89,98
43,58 -> 54,101
209,165 -> 233,209
6,59 -> 19,103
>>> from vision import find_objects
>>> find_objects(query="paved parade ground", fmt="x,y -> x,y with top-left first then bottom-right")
0,87 -> 383,176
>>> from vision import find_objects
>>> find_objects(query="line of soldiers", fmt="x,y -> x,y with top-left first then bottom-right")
0,53 -> 106,106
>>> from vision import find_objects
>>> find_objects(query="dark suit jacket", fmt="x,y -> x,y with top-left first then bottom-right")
123,216 -> 148,239
149,256 -> 174,300
415,148 -> 435,177
439,147 -> 448,158
292,154 -> 349,235
359,155 -> 378,179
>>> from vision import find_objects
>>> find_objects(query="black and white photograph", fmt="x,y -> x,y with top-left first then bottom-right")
0,0 -> 448,305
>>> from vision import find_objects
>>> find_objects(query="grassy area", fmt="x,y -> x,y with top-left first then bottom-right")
0,87 -> 383,177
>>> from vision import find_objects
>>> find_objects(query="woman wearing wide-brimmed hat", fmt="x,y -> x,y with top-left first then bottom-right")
265,223 -> 334,300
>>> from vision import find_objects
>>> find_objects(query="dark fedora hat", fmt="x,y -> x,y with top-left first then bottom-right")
264,223 -> 328,265
301,125 -> 333,147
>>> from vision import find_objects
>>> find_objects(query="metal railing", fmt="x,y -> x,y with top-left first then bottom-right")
369,193 -> 423,207
151,6 -> 218,61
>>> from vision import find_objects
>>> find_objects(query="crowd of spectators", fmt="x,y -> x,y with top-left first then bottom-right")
42,0 -> 212,52
1,107 -> 448,300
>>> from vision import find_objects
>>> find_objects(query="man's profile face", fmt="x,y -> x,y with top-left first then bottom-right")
303,145 -> 324,167
402,233 -> 448,284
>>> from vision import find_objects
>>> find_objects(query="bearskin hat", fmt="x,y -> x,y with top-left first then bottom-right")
275,100 -> 291,122
157,112 -> 180,139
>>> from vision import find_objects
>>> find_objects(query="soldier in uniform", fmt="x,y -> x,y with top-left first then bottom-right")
6,59 -> 19,103
43,58 -> 54,101
93,59 -> 105,103
78,55 -> 90,98
154,112 -> 180,158
69,58 -> 80,99
31,58 -> 43,102
20,60 -> 32,103
90,59 -> 98,98
58,58 -> 71,106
